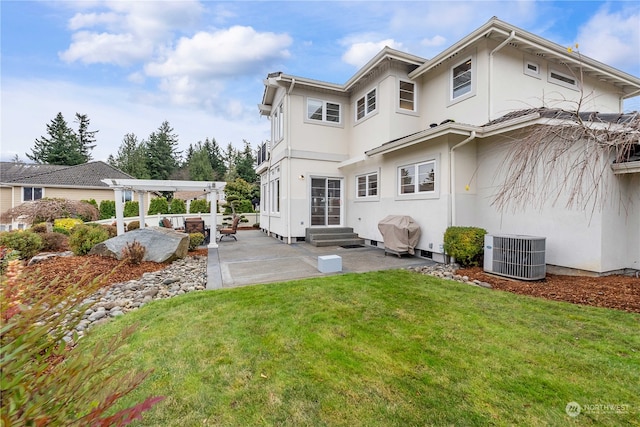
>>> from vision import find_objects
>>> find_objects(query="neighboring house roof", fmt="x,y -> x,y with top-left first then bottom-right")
0,161 -> 134,188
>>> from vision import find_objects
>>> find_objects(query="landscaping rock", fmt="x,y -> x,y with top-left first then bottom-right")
89,227 -> 189,263
408,264 -> 492,289
28,251 -> 74,266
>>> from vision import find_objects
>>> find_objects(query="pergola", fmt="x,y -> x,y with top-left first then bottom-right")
101,179 -> 226,248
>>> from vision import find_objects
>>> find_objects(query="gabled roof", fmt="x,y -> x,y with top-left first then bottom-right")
408,17 -> 640,96
1,161 -> 134,188
259,47 -> 426,115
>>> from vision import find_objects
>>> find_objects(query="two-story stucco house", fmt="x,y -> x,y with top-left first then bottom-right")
256,17 -> 640,275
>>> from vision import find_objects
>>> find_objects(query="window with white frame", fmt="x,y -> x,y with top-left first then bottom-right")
399,80 -> 416,111
23,187 -> 43,202
273,104 -> 284,141
524,60 -> 540,78
271,178 -> 280,213
451,57 -> 472,100
356,172 -> 378,198
398,161 -> 435,194
356,88 -> 376,120
262,182 -> 268,211
307,98 -> 341,123
549,68 -> 577,89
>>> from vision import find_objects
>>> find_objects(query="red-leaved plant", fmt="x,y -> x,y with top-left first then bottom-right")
0,258 -> 164,426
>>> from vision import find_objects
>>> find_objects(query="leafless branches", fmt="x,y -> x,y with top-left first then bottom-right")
491,109 -> 640,215
1,198 -> 99,224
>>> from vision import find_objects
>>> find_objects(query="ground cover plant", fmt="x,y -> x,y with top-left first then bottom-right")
80,270 -> 639,426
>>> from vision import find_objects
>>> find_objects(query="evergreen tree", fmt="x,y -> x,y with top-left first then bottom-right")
188,147 -> 215,181
223,142 -> 239,182
203,138 -> 227,180
108,133 -> 150,178
146,121 -> 180,180
74,113 -> 97,162
27,112 -> 88,165
235,140 -> 258,184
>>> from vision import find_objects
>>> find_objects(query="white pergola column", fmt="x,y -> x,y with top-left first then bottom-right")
114,188 -> 125,236
207,190 -> 218,249
137,191 -> 146,229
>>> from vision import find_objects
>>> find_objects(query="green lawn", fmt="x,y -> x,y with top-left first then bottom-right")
80,270 -> 640,426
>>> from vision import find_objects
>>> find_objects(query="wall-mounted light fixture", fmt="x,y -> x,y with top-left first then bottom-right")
298,175 -> 305,180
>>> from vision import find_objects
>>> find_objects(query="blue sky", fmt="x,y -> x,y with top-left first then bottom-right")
1,1 -> 639,163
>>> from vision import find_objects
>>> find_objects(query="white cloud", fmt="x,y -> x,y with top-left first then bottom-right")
59,31 -> 154,65
576,5 -> 640,75
145,26 -> 292,78
0,78 -> 269,163
421,35 -> 446,48
342,39 -> 406,68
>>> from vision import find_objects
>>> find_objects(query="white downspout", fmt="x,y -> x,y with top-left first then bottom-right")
488,30 -> 515,122
449,131 -> 476,228
286,78 -> 296,244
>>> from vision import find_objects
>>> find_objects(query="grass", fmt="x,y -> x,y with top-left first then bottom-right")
79,270 -> 640,426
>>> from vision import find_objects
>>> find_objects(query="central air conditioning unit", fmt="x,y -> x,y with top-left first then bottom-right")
484,234 -> 546,280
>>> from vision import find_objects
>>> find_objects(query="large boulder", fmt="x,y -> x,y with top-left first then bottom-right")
89,227 -> 190,263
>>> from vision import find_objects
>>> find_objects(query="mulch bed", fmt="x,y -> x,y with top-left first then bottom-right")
457,266 -> 640,313
21,250 -> 639,313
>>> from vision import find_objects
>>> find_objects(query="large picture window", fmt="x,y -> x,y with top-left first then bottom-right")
398,161 -> 435,194
23,187 -> 43,202
356,172 -> 378,198
307,98 -> 341,124
356,88 -> 376,121
451,58 -> 472,100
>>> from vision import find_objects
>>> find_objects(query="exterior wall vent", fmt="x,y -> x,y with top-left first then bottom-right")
484,235 -> 546,280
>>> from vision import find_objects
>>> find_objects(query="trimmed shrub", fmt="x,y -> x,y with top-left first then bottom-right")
30,223 -> 49,233
126,221 -> 140,231
52,226 -> 70,236
39,232 -> 68,252
169,198 -> 186,214
0,231 -> 43,260
189,199 -> 210,213
99,200 -> 116,220
69,224 -> 110,256
148,197 -> 169,215
188,232 -> 205,250
124,201 -> 139,218
54,217 -> 83,233
122,240 -> 146,265
443,226 -> 487,267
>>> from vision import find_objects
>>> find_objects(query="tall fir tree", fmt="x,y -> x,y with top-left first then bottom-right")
27,112 -> 92,165
108,133 -> 150,178
145,121 -> 181,180
74,113 -> 97,162
188,146 -> 215,181
235,139 -> 258,184
203,137 -> 227,180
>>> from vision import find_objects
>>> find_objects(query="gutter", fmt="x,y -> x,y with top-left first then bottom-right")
488,30 -> 515,122
449,131 -> 476,228
286,78 -> 296,244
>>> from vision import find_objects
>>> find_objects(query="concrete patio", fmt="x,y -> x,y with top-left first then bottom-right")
206,229 -> 436,289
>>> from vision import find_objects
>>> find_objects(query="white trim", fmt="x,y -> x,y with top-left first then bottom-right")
548,67 -> 579,90
355,171 -> 379,200
396,157 -> 440,200
397,79 -> 417,113
524,59 -> 541,79
355,87 -> 377,122
304,97 -> 342,126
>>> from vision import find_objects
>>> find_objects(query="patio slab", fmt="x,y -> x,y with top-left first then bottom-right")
206,229 -> 435,289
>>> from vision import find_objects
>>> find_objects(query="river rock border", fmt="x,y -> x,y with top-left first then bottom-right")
70,255 -> 207,340
407,264 -> 493,289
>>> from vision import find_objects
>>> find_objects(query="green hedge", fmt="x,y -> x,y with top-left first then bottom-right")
443,226 -> 487,267
0,231 -> 43,260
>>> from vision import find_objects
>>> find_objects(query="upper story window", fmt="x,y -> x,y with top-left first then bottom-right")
548,68 -> 578,90
524,60 -> 540,78
398,161 -> 435,194
399,80 -> 416,111
23,187 -> 43,202
356,172 -> 378,198
451,57 -> 472,100
307,98 -> 341,124
356,88 -> 376,121
273,104 -> 284,141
